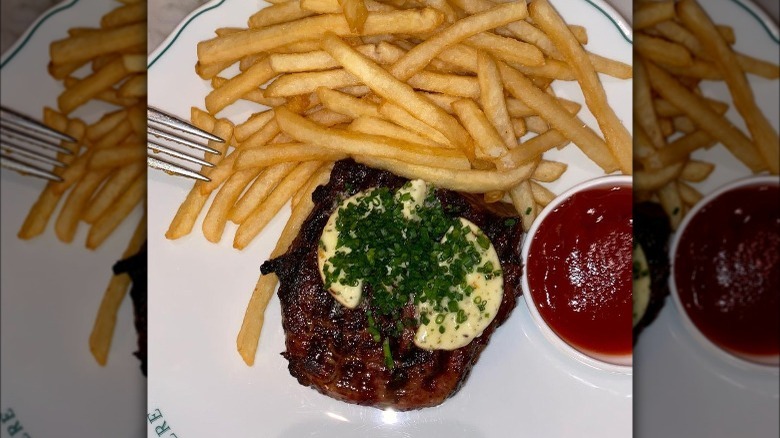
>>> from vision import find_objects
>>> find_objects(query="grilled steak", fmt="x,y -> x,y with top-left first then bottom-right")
113,242 -> 147,376
633,202 -> 672,343
261,160 -> 524,410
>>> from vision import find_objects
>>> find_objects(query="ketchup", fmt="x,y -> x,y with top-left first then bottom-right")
674,183 -> 779,359
527,185 -> 633,357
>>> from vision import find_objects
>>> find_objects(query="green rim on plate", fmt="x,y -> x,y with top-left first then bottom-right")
147,0 -> 635,69
0,0 -> 80,69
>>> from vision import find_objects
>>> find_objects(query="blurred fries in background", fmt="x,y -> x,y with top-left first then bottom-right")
16,0 -> 147,366
633,0 -> 779,229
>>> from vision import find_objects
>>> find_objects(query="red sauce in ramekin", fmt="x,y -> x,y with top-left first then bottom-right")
526,185 -> 633,358
674,183 -> 779,361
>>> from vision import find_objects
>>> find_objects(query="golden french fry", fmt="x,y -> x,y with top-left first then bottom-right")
677,0 -> 779,174
530,0 -> 631,174
679,159 -> 715,182
58,57 -> 128,114
85,109 -> 126,141
355,155 -> 537,192
498,62 -> 618,173
634,161 -> 684,192
203,168 -> 263,243
230,162 -> 298,223
530,180 -> 555,207
89,214 -> 146,365
477,51 -> 515,150
498,129 -> 568,169
464,32 -> 544,67
378,102 -> 452,146
89,144 -> 144,169
452,98 -> 507,161
347,116 -> 442,147
100,2 -> 146,27
645,61 -> 766,172
50,22 -> 145,65
677,180 -> 703,206
636,34 -> 693,67
197,9 -> 444,65
509,180 -> 536,231
83,162 -> 145,223
275,106 -> 470,169
322,33 -> 474,159
55,169 -> 111,243
86,174 -> 145,249
206,58 -> 277,114
248,0 -> 314,28
340,0 -> 369,32
235,161 -> 323,249
634,1 -> 676,30
531,160 -> 566,182
117,75 -> 146,98
317,87 -> 380,119
634,59 -> 664,148
236,143 -> 347,169
657,181 -> 685,230
388,2 -> 528,81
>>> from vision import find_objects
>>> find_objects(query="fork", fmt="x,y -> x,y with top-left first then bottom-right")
147,107 -> 224,182
0,105 -> 76,181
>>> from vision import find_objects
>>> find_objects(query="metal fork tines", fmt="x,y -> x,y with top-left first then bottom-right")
0,105 -> 76,181
147,107 -> 224,182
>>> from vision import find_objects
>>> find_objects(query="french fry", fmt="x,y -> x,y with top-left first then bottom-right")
57,57 -> 128,114
634,1 -> 675,30
86,173 -> 145,249
378,102 -> 452,146
322,33 -> 474,159
235,143 -> 347,169
679,159 -> 715,182
197,9 -> 444,65
317,87 -> 380,119
452,98 -> 507,161
83,162 -> 145,223
50,22 -> 145,65
677,0 -> 779,173
347,116 -> 442,147
509,180 -> 536,231
388,2 -> 528,81
275,106 -> 470,170
230,162 -> 298,223
55,169 -> 111,243
248,0 -> 315,28
203,168 -> 264,243
530,180 -> 555,207
531,160 -> 567,182
234,161 -> 324,249
89,214 -> 146,365
477,51 -> 515,150
498,62 -> 618,172
356,155 -> 536,192
645,61 -> 766,172
100,2 -> 146,28
530,0 -> 631,174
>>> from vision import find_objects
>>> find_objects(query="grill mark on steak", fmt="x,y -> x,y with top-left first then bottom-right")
260,160 -> 524,410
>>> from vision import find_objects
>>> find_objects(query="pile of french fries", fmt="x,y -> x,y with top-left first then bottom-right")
162,0 -> 633,364
633,0 -> 779,229
17,0 -> 147,366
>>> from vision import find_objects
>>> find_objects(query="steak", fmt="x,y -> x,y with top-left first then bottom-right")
261,160 -> 524,410
633,202 -> 672,343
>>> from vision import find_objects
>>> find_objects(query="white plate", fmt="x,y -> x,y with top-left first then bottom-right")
633,1 -> 780,437
147,1 -> 632,436
0,0 -> 145,436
